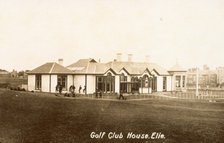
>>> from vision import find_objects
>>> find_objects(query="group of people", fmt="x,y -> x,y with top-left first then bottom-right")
55,84 -> 126,100
55,84 -> 86,96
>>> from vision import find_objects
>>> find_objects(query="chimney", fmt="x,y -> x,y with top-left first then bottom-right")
116,53 -> 122,62
128,54 -> 133,62
58,58 -> 63,66
144,55 -> 150,63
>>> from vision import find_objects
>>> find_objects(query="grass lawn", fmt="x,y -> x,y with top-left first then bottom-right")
0,89 -> 224,143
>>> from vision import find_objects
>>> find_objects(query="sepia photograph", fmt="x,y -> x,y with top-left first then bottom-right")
0,0 -> 224,142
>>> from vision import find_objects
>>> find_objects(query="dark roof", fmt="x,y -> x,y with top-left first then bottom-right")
29,58 -> 171,76
28,62 -> 73,74
67,59 -> 170,75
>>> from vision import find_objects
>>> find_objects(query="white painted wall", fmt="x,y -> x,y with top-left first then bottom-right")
67,75 -> 73,91
142,88 -> 149,94
166,76 -> 172,91
139,88 -> 152,94
41,75 -> 50,92
74,75 -> 85,93
157,76 -> 163,92
50,75 -> 58,93
86,75 -> 96,94
115,75 -> 120,94
171,75 -> 175,91
28,75 -> 35,91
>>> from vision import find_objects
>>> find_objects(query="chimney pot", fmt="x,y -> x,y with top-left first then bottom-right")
58,59 -> 63,66
116,53 -> 122,62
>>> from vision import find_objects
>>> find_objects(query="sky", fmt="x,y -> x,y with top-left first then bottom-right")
1,0 -> 224,71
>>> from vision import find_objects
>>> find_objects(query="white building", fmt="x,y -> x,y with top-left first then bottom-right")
27,56 -> 186,95
168,64 -> 187,92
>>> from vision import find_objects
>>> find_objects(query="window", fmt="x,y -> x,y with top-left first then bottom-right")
120,73 -> 127,93
152,77 -> 157,91
182,76 -> 185,87
98,77 -> 103,82
106,73 -> 115,93
130,77 -> 140,92
176,76 -> 181,87
120,73 -> 127,82
57,75 -> 67,90
163,77 -> 167,91
142,75 -> 149,88
96,76 -> 105,91
96,74 -> 115,93
35,75 -> 41,90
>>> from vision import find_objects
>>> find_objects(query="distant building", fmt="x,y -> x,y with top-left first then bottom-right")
0,69 -> 9,77
216,67 -> 224,86
0,69 -> 9,74
187,66 -> 217,88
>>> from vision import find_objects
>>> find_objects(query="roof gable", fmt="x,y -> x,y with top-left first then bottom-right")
141,68 -> 157,76
119,67 -> 130,75
104,68 -> 117,76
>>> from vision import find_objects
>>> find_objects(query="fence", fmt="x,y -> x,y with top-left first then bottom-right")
77,90 -> 224,101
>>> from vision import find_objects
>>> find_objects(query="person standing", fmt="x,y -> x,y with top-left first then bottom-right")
59,84 -> 63,94
79,85 -> 82,94
56,83 -> 63,94
83,85 -> 86,94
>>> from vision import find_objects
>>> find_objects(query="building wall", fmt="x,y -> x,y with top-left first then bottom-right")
74,75 -> 85,93
28,73 -> 173,94
41,75 -> 50,92
157,76 -> 163,92
50,75 -> 58,93
141,87 -> 151,94
217,67 -> 224,84
67,75 -> 73,91
86,75 -> 96,94
166,76 -> 172,91
115,75 -> 120,94
28,75 -> 35,91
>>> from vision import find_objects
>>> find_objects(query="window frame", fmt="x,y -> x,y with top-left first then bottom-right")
57,75 -> 67,90
35,74 -> 42,90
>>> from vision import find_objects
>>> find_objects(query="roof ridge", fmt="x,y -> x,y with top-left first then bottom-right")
49,62 -> 56,74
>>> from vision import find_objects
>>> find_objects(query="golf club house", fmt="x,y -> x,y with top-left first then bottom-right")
27,54 -> 187,95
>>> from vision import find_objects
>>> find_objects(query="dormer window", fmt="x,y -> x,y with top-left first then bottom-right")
120,73 -> 127,82
142,75 -> 149,88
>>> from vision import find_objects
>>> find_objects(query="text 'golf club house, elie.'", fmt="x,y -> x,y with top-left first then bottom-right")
27,54 -> 187,95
